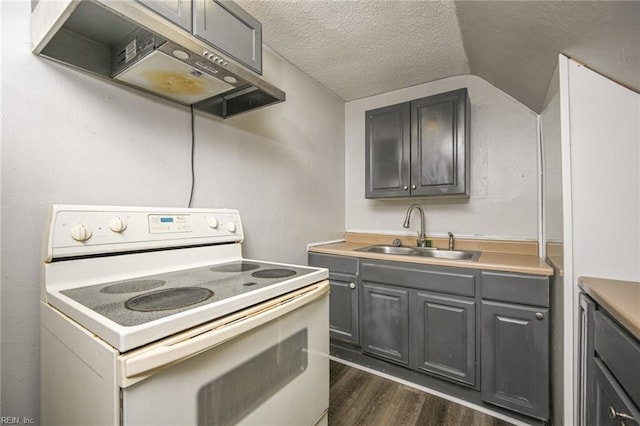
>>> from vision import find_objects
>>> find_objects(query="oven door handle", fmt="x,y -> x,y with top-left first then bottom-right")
117,280 -> 329,388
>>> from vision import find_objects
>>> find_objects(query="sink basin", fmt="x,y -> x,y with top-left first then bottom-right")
355,245 -> 480,262
355,245 -> 419,255
412,249 -> 481,261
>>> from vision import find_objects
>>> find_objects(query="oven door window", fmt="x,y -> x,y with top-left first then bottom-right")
198,328 -> 307,425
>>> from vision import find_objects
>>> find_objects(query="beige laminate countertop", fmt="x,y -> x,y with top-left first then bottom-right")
580,276 -> 640,340
309,235 -> 553,276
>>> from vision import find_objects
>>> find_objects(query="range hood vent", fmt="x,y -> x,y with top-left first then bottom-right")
31,0 -> 285,118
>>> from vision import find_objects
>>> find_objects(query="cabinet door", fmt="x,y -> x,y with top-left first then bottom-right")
328,272 -> 359,345
412,292 -> 476,387
579,293 -> 597,426
593,358 -> 640,425
410,88 -> 469,197
365,103 -> 411,198
137,0 -> 192,31
194,0 -> 262,74
481,301 -> 549,420
361,282 -> 409,365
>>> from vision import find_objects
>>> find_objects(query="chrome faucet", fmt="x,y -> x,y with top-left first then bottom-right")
403,204 -> 427,247
448,232 -> 455,251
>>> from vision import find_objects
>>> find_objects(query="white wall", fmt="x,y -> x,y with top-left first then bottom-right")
545,55 -> 640,426
541,66 -> 564,247
345,75 -> 539,240
567,60 -> 640,282
0,1 -> 345,421
564,58 -> 640,426
540,62 -> 565,426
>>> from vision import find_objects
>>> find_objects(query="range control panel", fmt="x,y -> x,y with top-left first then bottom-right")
44,205 -> 243,261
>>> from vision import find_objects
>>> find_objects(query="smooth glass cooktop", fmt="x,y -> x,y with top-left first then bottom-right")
61,261 -> 317,326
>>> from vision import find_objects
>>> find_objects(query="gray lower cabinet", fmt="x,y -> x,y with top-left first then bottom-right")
328,272 -> 359,344
365,88 -> 469,199
412,291 -> 476,387
480,301 -> 549,419
579,293 -> 596,426
313,253 -> 552,422
308,253 -> 359,345
581,291 -> 640,425
360,260 -> 478,380
480,271 -> 550,420
361,282 -> 410,365
593,358 -> 640,426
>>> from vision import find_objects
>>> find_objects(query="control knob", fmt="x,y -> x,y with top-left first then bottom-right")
70,223 -> 92,242
226,221 -> 236,233
207,217 -> 219,229
108,216 -> 127,233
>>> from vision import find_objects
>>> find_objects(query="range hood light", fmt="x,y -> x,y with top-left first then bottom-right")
172,49 -> 190,60
224,76 -> 238,84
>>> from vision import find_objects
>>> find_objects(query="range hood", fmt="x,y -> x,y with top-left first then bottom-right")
31,0 -> 285,118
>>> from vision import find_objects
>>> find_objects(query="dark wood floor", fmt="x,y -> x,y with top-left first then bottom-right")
329,361 -> 513,426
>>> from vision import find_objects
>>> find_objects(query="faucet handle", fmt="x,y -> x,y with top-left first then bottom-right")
416,232 -> 427,247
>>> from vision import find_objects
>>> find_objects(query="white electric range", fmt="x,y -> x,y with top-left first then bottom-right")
40,205 -> 329,425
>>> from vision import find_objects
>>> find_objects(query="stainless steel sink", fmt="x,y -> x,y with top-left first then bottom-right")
412,249 -> 481,261
355,245 -> 480,262
354,245 -> 420,255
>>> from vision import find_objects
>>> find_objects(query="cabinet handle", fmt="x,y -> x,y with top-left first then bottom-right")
608,405 -> 634,420
412,184 -> 416,190
535,312 -> 544,320
403,186 -> 408,191
349,283 -> 356,289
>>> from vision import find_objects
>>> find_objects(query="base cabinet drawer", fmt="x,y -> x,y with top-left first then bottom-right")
481,301 -> 549,420
594,310 -> 640,407
361,282 -> 409,366
593,358 -> 640,425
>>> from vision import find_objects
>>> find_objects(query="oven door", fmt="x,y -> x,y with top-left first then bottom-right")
119,281 -> 329,425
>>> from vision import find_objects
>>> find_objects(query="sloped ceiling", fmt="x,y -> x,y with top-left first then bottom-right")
235,0 -> 639,112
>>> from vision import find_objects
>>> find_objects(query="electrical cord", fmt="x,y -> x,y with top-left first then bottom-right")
187,105 -> 196,208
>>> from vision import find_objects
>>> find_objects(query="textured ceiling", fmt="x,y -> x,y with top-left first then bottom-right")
237,1 -> 469,101
236,0 -> 639,112
455,1 -> 640,111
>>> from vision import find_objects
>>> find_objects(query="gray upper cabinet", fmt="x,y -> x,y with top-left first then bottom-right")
136,0 -> 192,31
365,88 -> 470,199
411,89 -> 470,197
365,102 -> 411,198
194,0 -> 262,74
